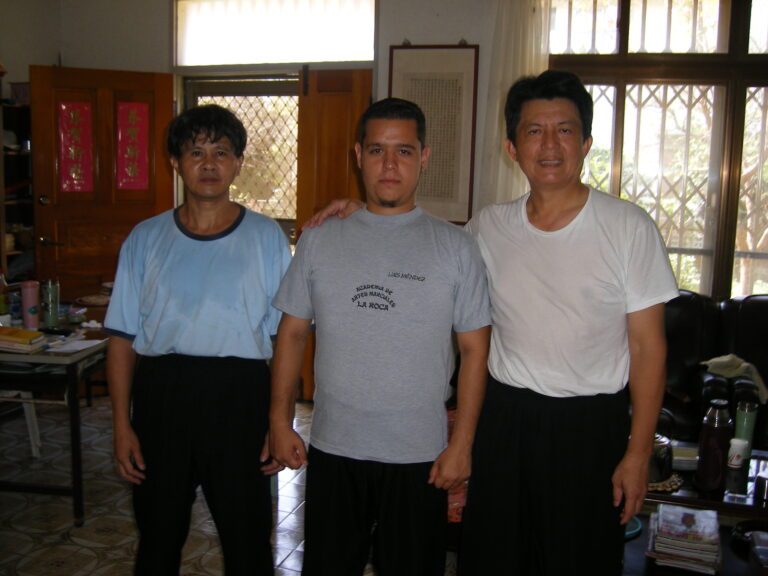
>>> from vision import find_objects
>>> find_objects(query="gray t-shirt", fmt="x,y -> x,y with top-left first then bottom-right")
274,207 -> 491,463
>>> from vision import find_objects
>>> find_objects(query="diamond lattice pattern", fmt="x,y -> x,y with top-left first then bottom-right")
198,95 -> 299,221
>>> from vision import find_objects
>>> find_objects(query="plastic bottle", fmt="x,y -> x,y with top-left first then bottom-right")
695,398 -> 733,494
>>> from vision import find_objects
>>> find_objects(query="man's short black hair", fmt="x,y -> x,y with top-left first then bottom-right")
504,70 -> 593,145
166,104 -> 247,158
357,97 -> 426,148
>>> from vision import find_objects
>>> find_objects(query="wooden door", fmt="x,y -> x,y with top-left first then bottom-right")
296,68 -> 372,228
30,65 -> 173,302
296,68 -> 372,400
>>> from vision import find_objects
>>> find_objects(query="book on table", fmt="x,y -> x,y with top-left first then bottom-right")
0,339 -> 47,354
0,326 -> 46,345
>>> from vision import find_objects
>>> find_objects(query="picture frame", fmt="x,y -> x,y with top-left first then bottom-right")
389,44 -> 478,223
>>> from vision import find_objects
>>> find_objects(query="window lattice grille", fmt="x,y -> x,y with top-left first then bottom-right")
583,85 -> 615,193
620,84 -> 718,291
734,87 -> 768,295
197,95 -> 298,221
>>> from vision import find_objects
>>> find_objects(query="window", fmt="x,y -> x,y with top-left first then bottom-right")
176,0 -> 375,66
550,1 -> 768,299
185,77 -> 300,241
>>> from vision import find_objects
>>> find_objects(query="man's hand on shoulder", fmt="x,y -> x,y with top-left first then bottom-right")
302,199 -> 365,230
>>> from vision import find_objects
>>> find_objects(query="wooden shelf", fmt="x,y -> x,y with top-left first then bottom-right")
1,104 -> 34,278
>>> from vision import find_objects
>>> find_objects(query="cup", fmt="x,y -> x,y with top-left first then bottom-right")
727,437 -> 750,469
734,400 -> 758,456
20,280 -> 40,330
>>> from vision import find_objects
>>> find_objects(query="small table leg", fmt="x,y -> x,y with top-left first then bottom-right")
66,363 -> 84,527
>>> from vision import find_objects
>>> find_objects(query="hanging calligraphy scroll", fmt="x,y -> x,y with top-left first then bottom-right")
58,102 -> 94,192
117,102 -> 150,190
389,45 -> 478,223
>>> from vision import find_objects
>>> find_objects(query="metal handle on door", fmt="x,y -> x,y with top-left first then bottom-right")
38,195 -> 51,206
39,236 -> 65,247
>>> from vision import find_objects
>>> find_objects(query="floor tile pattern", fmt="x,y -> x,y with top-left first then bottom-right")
0,397 -> 457,575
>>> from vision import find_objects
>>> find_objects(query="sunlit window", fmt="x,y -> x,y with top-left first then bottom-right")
620,84 -> 721,293
176,0 -> 375,66
583,85 -> 615,193
549,0 -> 618,55
750,0 -> 768,54
733,87 -> 768,296
628,0 -> 726,53
551,1 -> 767,298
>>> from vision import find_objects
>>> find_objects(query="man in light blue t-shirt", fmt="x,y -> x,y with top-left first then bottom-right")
269,98 -> 491,576
105,104 -> 290,575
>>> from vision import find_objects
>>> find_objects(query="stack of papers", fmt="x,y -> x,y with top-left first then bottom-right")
647,504 -> 721,574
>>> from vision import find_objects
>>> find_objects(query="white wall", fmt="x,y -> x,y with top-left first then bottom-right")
0,0 -> 499,213
0,0 -> 60,99
59,0 -> 171,73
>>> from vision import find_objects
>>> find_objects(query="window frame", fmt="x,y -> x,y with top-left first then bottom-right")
550,1 -> 768,300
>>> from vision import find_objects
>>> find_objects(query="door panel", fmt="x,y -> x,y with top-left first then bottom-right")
296,68 -> 372,228
295,68 -> 372,400
31,65 -> 173,302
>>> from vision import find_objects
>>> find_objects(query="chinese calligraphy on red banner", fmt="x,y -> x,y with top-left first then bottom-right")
58,102 -> 94,192
117,102 -> 150,190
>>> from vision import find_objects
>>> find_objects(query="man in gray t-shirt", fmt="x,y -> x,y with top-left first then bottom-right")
269,98 -> 491,576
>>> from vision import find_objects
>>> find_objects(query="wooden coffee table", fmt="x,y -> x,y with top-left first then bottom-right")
643,442 -> 768,525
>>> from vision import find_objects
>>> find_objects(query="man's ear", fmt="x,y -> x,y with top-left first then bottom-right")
504,139 -> 518,163
354,143 -> 363,170
420,145 -> 432,170
170,156 -> 179,173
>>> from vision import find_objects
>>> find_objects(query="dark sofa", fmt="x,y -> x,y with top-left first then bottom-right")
660,291 -> 767,449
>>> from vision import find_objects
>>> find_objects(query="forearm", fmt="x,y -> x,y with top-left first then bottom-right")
107,336 -> 137,429
450,327 -> 491,451
625,305 -> 667,460
269,315 -> 311,430
626,359 -> 665,459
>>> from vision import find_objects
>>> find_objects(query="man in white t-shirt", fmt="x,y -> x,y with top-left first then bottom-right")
456,70 -> 678,576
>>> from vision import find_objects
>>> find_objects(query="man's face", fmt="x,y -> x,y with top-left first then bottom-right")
506,98 -> 592,193
354,118 -> 431,215
170,134 -> 243,203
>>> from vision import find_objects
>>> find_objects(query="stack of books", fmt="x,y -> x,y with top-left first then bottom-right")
647,504 -> 721,574
0,326 -> 47,353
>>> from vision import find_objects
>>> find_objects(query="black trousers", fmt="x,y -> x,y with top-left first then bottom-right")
302,446 -> 447,576
131,354 -> 273,576
459,378 -> 630,576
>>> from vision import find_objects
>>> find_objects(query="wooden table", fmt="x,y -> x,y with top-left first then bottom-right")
643,445 -> 768,525
0,338 -> 108,526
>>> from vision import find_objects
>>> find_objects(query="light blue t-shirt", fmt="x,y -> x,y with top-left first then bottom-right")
105,205 -> 291,359
273,207 -> 491,463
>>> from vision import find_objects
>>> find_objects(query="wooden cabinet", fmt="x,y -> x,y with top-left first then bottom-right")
1,104 -> 34,281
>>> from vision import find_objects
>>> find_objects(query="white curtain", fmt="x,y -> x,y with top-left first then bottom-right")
477,0 -> 550,208
176,0 -> 375,66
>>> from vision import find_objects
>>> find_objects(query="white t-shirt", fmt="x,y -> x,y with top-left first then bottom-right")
467,188 -> 679,397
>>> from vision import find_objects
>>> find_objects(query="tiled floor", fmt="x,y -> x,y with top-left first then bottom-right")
0,396 -> 457,575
